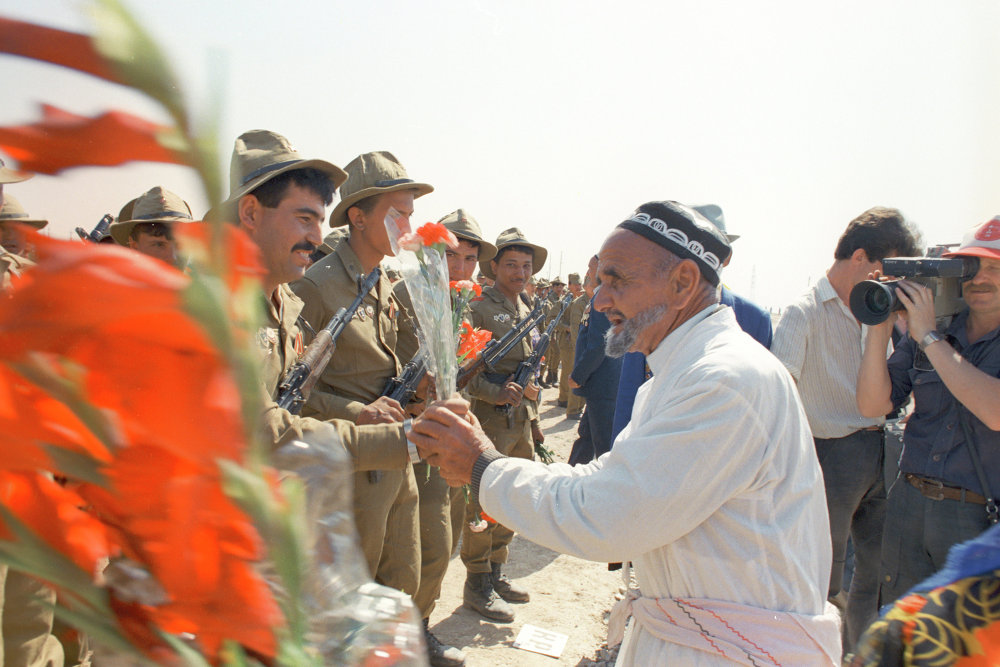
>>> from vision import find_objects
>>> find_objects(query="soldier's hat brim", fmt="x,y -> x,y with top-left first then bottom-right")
478,227 -> 547,280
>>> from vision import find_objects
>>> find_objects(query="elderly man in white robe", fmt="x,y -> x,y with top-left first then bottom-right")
411,200 -> 841,665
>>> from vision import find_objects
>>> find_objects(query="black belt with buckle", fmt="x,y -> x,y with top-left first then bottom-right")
906,473 -> 986,504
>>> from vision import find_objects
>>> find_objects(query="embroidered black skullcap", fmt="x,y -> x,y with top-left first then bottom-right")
617,201 -> 732,286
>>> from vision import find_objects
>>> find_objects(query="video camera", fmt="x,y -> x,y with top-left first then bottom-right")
849,245 -> 979,325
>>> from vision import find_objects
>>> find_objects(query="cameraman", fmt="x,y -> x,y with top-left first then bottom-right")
857,216 -> 1000,606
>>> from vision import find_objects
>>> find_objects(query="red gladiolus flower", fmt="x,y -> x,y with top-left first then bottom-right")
449,279 -> 480,296
457,325 -> 492,362
0,470 -> 110,575
0,231 -> 279,661
415,222 -> 459,249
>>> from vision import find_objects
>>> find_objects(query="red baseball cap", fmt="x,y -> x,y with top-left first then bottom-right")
944,216 -> 1000,261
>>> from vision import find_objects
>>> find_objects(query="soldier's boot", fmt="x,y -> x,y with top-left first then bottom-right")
490,561 -> 530,603
545,370 -> 558,386
463,571 -> 515,622
423,618 -> 466,666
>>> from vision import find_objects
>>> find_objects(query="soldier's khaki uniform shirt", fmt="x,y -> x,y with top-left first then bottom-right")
290,238 -> 420,595
467,285 -> 538,421
0,250 -> 32,292
257,284 -> 408,471
292,240 -> 403,420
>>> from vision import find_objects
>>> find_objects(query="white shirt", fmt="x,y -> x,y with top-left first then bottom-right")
480,305 -> 834,665
771,275 -> 883,438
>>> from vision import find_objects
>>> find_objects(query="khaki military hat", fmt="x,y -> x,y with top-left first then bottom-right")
0,158 -> 31,184
550,276 -> 565,286
209,130 -> 348,222
537,278 -> 550,288
692,203 -> 739,243
436,208 -> 497,262
567,272 -> 581,285
328,151 -> 433,228
109,187 -> 194,245
478,227 -> 547,280
0,195 -> 47,229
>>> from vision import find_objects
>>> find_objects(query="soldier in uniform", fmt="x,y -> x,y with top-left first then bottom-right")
291,151 -> 432,603
462,228 -> 547,623
562,273 -> 587,419
394,209 -> 496,665
0,161 -> 67,667
541,276 -> 565,387
0,195 -> 47,260
206,130 -> 415,469
109,187 -> 195,268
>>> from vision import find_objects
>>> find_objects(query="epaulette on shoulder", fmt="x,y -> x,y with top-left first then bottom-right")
471,296 -> 485,302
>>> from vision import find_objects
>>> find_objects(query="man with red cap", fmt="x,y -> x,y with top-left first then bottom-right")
858,215 -> 1000,608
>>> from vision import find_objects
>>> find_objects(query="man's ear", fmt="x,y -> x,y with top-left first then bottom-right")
238,195 -> 259,230
851,247 -> 870,264
347,206 -> 365,230
672,259 -> 703,306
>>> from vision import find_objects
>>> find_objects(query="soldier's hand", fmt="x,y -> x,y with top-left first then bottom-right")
497,378 -> 523,407
531,420 -> 545,445
568,377 -> 580,389
357,396 -> 407,425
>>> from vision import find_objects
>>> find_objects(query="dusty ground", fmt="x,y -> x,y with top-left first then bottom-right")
427,386 -> 624,666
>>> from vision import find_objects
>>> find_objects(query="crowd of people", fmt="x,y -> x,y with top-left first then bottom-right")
2,129 -> 999,666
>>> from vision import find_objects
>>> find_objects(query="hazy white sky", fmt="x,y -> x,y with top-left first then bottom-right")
2,0 -> 998,309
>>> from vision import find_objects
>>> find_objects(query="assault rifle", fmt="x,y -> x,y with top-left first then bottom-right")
276,267 -> 381,414
455,300 -> 546,390
498,293 -> 572,416
75,214 -> 113,243
381,350 -> 427,406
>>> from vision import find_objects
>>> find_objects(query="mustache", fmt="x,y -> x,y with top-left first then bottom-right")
292,241 -> 317,253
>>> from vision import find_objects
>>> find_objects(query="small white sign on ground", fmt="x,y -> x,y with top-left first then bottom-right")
512,623 -> 569,659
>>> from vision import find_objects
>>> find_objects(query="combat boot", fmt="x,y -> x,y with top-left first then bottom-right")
490,561 -> 530,603
423,618 -> 466,666
463,571 -> 515,622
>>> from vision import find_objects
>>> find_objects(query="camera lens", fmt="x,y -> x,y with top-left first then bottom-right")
865,287 -> 892,313
849,280 -> 901,325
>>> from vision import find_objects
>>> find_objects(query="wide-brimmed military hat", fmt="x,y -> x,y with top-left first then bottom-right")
550,276 -> 565,286
208,130 -> 348,222
567,272 -> 581,285
437,209 -> 497,262
0,196 -> 47,229
478,227 -> 547,280
109,187 -> 194,245
692,203 -> 739,243
329,151 -> 433,228
0,158 -> 31,184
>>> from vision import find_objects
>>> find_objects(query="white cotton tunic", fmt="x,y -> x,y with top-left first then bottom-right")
479,305 -> 833,666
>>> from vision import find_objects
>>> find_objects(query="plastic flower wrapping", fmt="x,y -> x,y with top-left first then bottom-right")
0,3 -> 424,665
385,214 -> 461,402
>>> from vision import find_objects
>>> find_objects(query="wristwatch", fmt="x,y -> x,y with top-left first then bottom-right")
919,331 -> 943,350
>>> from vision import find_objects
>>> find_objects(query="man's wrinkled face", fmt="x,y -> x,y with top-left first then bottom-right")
445,238 -> 480,281
962,256 -> 1000,315
594,229 -> 675,357
245,183 -> 325,287
491,248 -> 533,296
129,224 -> 178,266
568,282 -> 583,297
0,221 -> 25,256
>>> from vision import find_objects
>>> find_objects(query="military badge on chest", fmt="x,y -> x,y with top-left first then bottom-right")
493,313 -> 511,324
256,327 -> 279,354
